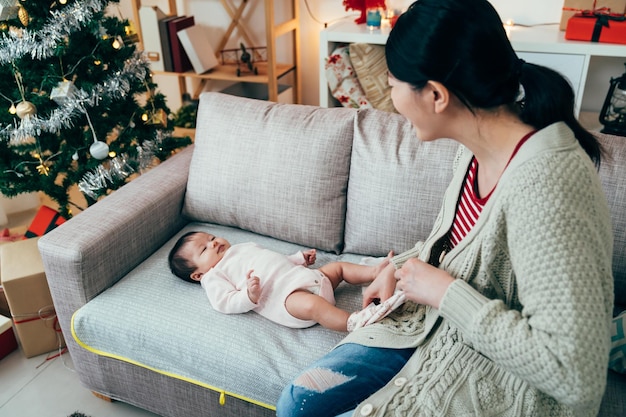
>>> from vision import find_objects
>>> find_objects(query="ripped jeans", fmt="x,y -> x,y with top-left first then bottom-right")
276,343 -> 415,417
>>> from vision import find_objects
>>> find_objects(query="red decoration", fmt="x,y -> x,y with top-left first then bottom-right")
23,206 -> 66,238
565,12 -> 626,44
343,0 -> 387,24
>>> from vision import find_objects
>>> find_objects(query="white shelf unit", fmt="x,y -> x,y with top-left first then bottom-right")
320,20 -> 626,127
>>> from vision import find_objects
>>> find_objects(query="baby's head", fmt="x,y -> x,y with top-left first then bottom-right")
168,231 -> 231,283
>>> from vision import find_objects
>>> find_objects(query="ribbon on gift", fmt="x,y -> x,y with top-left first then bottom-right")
572,10 -> 626,41
12,305 -> 58,326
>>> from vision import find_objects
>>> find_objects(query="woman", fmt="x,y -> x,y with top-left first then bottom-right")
276,0 -> 614,416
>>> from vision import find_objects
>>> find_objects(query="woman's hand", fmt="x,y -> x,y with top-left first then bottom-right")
394,258 -> 454,309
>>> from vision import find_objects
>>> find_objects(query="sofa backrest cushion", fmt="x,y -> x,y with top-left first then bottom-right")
184,93 -> 356,253
344,109 -> 459,256
596,133 -> 626,307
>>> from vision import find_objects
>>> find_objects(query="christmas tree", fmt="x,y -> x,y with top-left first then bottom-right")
0,0 -> 191,218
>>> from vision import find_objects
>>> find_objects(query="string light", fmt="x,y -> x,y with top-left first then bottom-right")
111,36 -> 123,50
504,18 -> 515,38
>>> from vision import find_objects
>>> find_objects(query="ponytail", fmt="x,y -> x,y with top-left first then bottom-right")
518,63 -> 602,166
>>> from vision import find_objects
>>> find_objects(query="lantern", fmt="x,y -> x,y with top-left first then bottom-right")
599,63 -> 626,137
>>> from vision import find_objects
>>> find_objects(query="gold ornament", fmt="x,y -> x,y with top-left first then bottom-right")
15,100 -> 37,119
18,6 -> 28,26
35,156 -> 49,176
147,108 -> 168,127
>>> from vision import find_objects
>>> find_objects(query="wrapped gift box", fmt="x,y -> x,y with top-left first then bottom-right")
0,238 -> 65,358
565,13 -> 626,43
560,0 -> 626,30
0,314 -> 18,360
0,286 -> 10,317
24,205 -> 65,238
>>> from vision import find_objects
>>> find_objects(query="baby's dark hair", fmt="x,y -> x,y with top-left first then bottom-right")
168,231 -> 202,284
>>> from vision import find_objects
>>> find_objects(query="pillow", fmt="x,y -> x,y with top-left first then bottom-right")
343,109 -> 458,256
183,92 -> 356,253
610,310 -> 626,373
325,45 -> 372,109
349,43 -> 396,113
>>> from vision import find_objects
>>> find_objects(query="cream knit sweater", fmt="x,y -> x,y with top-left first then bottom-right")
341,122 -> 614,417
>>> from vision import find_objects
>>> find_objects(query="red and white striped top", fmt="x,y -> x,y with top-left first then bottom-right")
448,131 -> 535,248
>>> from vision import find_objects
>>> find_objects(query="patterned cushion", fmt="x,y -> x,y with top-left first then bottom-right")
343,109 -> 459,256
610,311 -> 626,373
325,46 -> 372,109
183,93 -> 356,253
349,43 -> 396,113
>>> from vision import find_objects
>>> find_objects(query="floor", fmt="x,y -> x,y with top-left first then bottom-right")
0,347 -> 159,417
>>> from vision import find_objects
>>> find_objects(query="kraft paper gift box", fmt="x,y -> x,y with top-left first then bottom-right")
565,12 -> 626,43
560,0 -> 626,30
0,238 -> 65,358
0,314 -> 18,359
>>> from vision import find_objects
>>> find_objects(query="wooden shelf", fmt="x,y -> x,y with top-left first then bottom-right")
152,62 -> 296,83
130,0 -> 300,103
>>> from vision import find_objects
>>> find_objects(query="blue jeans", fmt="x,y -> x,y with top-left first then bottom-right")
276,343 -> 414,417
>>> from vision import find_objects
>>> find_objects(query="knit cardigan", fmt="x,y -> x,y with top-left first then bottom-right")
341,122 -> 614,417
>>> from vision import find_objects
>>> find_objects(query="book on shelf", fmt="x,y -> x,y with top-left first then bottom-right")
220,82 -> 293,104
158,14 -> 180,72
177,25 -> 219,74
138,6 -> 167,71
168,15 -> 195,72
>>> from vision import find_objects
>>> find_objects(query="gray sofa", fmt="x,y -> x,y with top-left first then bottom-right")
38,92 -> 625,416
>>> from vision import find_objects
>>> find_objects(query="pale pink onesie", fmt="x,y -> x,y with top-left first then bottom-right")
200,242 -> 335,328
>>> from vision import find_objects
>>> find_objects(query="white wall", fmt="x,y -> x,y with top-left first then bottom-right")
114,0 -> 618,112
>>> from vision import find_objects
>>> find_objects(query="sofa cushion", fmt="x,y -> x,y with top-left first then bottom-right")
344,109 -> 459,256
596,132 -> 626,307
71,224 -> 364,409
184,93 -> 356,253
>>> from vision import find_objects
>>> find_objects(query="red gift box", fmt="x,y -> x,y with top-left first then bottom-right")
565,12 -> 626,44
23,205 -> 66,239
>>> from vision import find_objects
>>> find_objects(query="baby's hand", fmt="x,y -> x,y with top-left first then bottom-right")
302,249 -> 316,266
246,270 -> 261,304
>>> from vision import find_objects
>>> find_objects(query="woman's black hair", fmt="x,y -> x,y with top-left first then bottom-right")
386,0 -> 601,165
168,231 -> 202,283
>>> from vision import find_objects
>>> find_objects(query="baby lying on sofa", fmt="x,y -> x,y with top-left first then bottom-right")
168,231 -> 395,331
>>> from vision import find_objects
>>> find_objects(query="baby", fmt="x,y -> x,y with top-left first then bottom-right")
168,231 -> 393,331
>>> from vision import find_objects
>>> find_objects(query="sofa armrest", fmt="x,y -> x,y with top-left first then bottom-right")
38,146 -> 193,338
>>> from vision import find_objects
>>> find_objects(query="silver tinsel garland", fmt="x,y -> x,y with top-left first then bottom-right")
0,0 -> 110,63
2,52 -> 153,144
78,131 -> 167,201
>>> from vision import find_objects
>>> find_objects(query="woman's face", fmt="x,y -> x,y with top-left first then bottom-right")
388,74 -> 440,142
